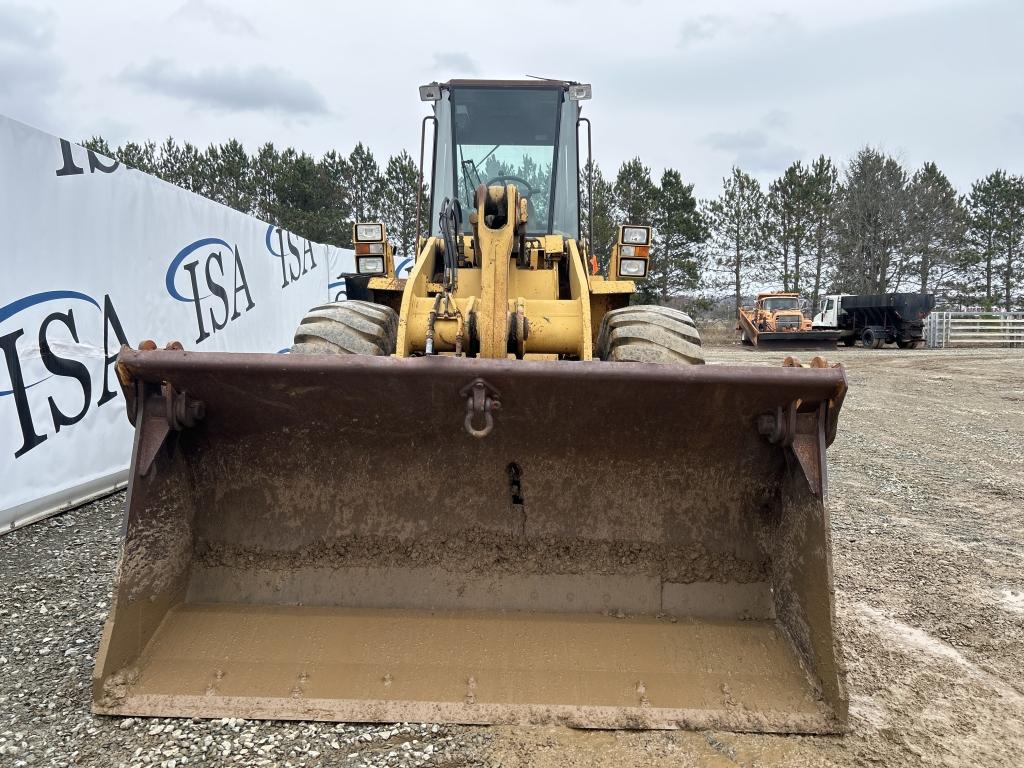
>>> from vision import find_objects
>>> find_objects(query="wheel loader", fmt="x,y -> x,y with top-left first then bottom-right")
93,79 -> 849,733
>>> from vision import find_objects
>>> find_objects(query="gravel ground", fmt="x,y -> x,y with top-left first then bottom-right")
2,345 -> 1022,767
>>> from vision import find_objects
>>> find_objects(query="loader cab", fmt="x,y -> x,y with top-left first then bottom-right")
421,80 -> 586,239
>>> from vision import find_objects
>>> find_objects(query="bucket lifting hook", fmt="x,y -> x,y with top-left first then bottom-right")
459,378 -> 501,438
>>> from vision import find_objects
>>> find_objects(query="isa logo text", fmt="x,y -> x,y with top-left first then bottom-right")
166,237 -> 256,344
0,291 -> 129,459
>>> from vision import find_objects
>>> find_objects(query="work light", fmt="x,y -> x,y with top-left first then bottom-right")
419,83 -> 441,102
618,258 -> 647,277
355,223 -> 384,242
621,226 -> 650,245
568,84 -> 592,101
356,256 -> 385,275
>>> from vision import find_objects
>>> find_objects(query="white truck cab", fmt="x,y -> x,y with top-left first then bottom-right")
812,294 -> 850,329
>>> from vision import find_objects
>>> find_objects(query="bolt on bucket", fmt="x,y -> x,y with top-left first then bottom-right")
94,348 -> 848,732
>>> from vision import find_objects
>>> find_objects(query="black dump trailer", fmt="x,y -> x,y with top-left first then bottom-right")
834,293 -> 936,348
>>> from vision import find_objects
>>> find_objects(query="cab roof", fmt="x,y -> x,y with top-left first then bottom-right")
756,291 -> 801,300
444,79 -> 575,89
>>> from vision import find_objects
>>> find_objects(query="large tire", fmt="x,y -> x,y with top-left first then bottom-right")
841,336 -> 856,347
290,301 -> 398,356
861,327 -> 884,349
895,339 -> 925,350
597,305 -> 704,365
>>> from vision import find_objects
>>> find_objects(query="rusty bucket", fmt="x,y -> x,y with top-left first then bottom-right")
94,349 -> 847,732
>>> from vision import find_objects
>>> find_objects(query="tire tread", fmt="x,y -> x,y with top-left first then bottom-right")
290,300 -> 398,356
597,305 -> 704,365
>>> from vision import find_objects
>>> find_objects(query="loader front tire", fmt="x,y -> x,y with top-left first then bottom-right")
290,301 -> 398,356
597,305 -> 704,365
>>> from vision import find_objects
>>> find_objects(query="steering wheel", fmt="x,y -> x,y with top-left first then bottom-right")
485,175 -> 535,197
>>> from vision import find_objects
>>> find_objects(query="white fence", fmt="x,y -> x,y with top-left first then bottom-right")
926,312 -> 1024,348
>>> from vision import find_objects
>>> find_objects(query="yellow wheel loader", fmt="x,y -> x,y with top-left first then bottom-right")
94,79 -> 849,732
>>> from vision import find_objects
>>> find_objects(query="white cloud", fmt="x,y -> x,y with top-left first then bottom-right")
431,53 -> 479,75
0,5 -> 61,129
0,4 -> 55,47
169,0 -> 257,37
702,129 -> 802,173
120,60 -> 328,115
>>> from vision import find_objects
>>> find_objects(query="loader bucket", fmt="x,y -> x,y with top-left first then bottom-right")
94,349 -> 848,733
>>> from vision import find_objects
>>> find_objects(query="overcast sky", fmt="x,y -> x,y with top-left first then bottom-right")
2,0 -> 1021,197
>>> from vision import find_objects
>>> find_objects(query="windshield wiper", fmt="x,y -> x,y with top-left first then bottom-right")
460,144 -> 500,195
461,158 -> 482,193
476,144 -> 500,170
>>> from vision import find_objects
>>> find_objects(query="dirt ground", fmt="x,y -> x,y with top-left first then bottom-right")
477,345 -> 1024,767
2,344 -> 1022,767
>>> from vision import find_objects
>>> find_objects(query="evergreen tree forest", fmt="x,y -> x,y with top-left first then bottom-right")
84,136 -> 1024,312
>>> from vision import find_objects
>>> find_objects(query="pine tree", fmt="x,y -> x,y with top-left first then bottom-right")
835,148 -> 910,293
214,139 -> 252,214
178,141 -> 206,196
81,135 -> 115,159
251,142 -> 282,223
200,143 -> 221,201
155,137 -> 184,187
705,167 -> 766,314
640,168 -> 706,304
807,156 -> 839,309
579,161 -> 617,273
344,143 -> 383,225
116,140 -> 157,174
966,171 -> 1024,309
613,157 -> 658,226
381,150 -> 426,261
273,148 -> 333,243
906,162 -> 965,299
765,162 -> 813,292
313,149 -> 350,246
999,174 -> 1024,310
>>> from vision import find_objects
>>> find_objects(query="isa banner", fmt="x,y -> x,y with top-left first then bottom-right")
0,115 -> 338,532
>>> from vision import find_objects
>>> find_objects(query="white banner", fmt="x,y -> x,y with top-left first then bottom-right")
0,115 -> 340,532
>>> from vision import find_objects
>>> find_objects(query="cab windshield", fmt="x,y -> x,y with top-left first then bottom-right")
450,86 -> 561,234
763,297 -> 801,311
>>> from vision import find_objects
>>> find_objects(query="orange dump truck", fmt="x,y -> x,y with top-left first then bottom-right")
738,292 -> 841,348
